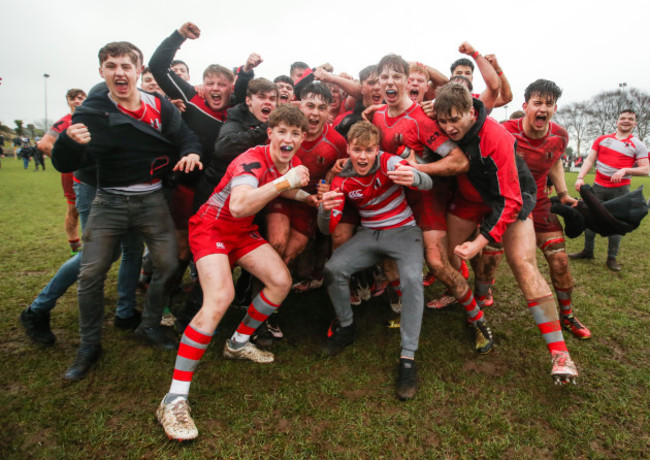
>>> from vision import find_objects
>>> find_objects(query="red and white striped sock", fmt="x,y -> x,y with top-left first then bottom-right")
167,324 -> 213,401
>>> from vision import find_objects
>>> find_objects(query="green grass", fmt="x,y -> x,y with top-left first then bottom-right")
1,157 -> 649,459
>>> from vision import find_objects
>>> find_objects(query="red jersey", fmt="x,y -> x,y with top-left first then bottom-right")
371,102 -> 456,160
203,145 -> 301,232
502,119 -> 568,207
47,113 -> 72,137
329,152 -> 415,232
591,133 -> 649,187
116,91 -> 163,132
296,124 -> 347,194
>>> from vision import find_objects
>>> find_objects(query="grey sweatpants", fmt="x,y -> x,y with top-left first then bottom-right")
324,225 -> 424,359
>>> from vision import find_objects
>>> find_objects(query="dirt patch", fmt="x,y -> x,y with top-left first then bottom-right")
462,359 -> 506,377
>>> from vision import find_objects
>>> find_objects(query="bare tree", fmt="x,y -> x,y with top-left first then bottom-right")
556,101 -> 592,156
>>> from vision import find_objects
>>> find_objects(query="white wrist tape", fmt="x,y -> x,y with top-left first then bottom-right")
273,167 -> 303,191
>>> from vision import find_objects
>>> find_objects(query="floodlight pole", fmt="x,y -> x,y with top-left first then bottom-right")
43,73 -> 50,134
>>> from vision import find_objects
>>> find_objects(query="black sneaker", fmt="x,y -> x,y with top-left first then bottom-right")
135,325 -> 177,350
63,344 -> 103,381
568,250 -> 593,260
325,322 -> 355,356
251,321 -> 275,349
20,307 -> 56,345
396,358 -> 418,400
114,310 -> 142,330
473,318 -> 494,354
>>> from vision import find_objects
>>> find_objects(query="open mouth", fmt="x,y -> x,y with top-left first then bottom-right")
386,90 -> 397,97
534,115 -> 547,128
409,88 -> 420,99
280,94 -> 289,101
280,146 -> 293,152
261,107 -> 272,116
211,93 -> 222,104
308,118 -> 320,129
372,94 -> 382,103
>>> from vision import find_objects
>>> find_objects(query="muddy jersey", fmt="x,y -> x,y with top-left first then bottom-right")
502,119 -> 568,207
591,133 -> 649,188
329,152 -> 415,232
296,124 -> 347,194
203,145 -> 301,232
47,113 -> 73,138
371,102 -> 456,161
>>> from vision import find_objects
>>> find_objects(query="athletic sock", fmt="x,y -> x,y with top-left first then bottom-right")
389,280 -> 402,297
166,324 -> 212,403
458,288 -> 483,323
230,291 -> 280,348
554,287 -> 573,317
474,279 -> 493,308
526,294 -> 567,354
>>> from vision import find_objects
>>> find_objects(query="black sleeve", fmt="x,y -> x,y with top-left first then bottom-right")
148,30 -> 197,102
213,119 -> 268,168
51,131 -> 92,172
160,97 -> 203,159
232,66 -> 254,105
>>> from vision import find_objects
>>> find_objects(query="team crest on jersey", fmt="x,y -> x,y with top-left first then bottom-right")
150,119 -> 161,131
349,189 -> 364,200
375,178 -> 382,189
546,151 -> 553,161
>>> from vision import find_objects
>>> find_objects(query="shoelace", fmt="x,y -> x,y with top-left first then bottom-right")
171,400 -> 191,423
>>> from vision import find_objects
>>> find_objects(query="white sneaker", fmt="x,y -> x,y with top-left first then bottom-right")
156,396 -> 198,441
551,350 -> 578,385
223,340 -> 274,363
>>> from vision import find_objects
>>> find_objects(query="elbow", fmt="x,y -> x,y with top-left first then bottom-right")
229,202 -> 245,218
457,158 -> 470,173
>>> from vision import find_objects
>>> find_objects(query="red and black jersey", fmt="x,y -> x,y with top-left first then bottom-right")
115,91 -> 163,132
204,145 -> 301,232
296,124 -> 347,194
371,102 -> 456,161
328,152 -> 415,232
47,113 -> 72,138
455,99 -> 537,244
502,119 -> 568,208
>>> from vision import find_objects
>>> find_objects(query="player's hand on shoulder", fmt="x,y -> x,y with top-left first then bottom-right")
421,100 -> 436,119
170,99 -> 186,112
178,22 -> 200,40
387,163 -> 416,186
67,123 -> 91,145
362,104 -> 383,122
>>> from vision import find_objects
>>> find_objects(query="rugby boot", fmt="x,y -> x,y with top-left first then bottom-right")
560,314 -> 592,339
551,350 -> 578,385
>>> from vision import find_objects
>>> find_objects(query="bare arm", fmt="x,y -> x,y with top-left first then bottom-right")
574,149 -> 598,191
410,61 -> 449,98
314,68 -> 361,98
229,165 -> 309,218
484,54 -> 513,108
459,42 -> 500,109
414,147 -> 469,176
610,157 -> 650,183
548,157 -> 578,206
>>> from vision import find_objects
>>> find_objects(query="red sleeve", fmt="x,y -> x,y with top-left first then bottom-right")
329,175 -> 346,233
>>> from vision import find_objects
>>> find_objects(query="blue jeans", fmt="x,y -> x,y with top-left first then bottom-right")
77,189 -> 177,345
30,182 -> 143,317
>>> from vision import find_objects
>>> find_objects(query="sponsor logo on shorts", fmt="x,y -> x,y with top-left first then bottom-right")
216,242 -> 225,249
349,189 -> 364,200
250,231 -> 262,239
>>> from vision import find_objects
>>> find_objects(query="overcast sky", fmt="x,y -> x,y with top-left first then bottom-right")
1,0 -> 648,131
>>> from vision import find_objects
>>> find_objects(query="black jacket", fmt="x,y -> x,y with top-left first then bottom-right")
52,87 -> 202,188
193,102 -> 268,210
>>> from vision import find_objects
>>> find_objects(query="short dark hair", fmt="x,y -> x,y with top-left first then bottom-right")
300,82 -> 332,105
450,58 -> 474,74
524,79 -> 562,103
359,65 -> 378,83
246,78 -> 278,98
378,54 -> 409,76
510,110 -> 525,120
203,64 -> 234,82
98,41 -> 140,66
449,75 -> 473,92
290,61 -> 309,74
620,108 -> 637,118
171,59 -> 189,74
66,88 -> 86,100
268,104 -> 308,132
434,83 -> 473,119
274,75 -> 294,87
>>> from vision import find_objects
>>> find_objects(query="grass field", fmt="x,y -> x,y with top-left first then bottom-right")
1,155 -> 649,459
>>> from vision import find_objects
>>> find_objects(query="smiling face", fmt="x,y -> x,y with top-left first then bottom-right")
268,122 -> 305,167
360,73 -> 382,107
141,71 -> 162,94
247,90 -> 277,123
348,138 -> 379,176
300,93 -> 329,140
407,70 -> 428,103
436,107 -> 476,142
523,94 -> 557,138
451,65 -> 473,83
203,73 -> 233,111
616,111 -> 637,135
379,67 -> 408,108
99,54 -> 141,106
